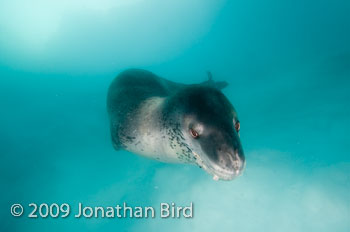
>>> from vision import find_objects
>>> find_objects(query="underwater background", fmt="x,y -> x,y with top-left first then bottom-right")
1,0 -> 349,231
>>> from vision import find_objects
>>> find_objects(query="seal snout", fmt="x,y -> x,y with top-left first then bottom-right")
219,149 -> 245,176
233,149 -> 245,172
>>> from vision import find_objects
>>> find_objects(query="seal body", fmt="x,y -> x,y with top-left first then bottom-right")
107,69 -> 191,163
107,69 -> 245,180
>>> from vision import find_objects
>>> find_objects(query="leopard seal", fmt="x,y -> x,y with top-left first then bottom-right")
107,69 -> 245,181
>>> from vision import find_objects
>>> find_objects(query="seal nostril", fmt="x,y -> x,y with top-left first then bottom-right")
234,150 -> 240,160
232,160 -> 237,169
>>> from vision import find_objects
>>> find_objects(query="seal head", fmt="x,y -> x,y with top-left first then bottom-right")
163,85 -> 245,181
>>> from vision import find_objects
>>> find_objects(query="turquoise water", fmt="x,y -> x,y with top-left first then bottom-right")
1,0 -> 349,231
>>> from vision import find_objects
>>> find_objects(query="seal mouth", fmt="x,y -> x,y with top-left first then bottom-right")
192,151 -> 243,181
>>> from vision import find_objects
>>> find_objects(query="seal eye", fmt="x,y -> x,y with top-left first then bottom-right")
235,121 -> 240,132
190,128 -> 199,138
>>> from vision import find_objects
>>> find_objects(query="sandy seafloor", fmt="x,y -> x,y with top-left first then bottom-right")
0,0 -> 349,231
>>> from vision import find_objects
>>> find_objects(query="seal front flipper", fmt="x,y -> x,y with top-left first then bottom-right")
201,71 -> 228,90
